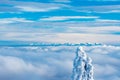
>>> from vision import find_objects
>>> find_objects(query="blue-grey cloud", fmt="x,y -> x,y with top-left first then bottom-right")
0,45 -> 120,80
84,45 -> 120,80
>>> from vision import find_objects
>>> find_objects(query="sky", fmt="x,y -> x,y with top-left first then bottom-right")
0,0 -> 120,44
0,1 -> 120,80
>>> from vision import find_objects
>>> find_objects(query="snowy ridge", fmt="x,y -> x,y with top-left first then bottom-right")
72,47 -> 94,80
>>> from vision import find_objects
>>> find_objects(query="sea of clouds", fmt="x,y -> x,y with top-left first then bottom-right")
0,45 -> 120,80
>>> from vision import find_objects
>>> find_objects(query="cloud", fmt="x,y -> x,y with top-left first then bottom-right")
0,18 -> 119,44
0,6 -> 20,13
54,0 -> 71,3
0,32 -> 120,44
84,45 -> 120,80
67,26 -> 120,34
71,5 -> 120,13
0,0 -> 119,45
15,5 -> 60,12
0,0 -> 120,14
40,16 -> 98,21
0,46 -> 74,80
88,0 -> 119,1
0,20 -> 120,35
0,18 -> 34,24
0,0 -> 66,13
98,10 -> 120,13
0,45 -> 120,80
95,19 -> 120,22
0,55 -> 58,80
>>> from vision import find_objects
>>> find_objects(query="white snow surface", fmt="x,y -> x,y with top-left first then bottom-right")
72,47 -> 94,80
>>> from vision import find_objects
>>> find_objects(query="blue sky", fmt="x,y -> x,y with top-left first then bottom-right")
0,0 -> 120,44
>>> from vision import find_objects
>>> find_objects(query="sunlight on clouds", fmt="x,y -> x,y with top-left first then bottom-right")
55,33 -> 120,43
67,26 -> 120,34
0,32 -> 120,44
95,19 -> 120,22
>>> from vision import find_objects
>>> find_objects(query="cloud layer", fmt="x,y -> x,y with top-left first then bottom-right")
0,0 -> 120,43
0,45 -> 120,80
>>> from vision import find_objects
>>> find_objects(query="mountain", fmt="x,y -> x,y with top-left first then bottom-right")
72,47 -> 94,80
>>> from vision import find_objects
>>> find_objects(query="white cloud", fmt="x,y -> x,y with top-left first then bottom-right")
95,19 -> 120,22
0,55 -> 59,80
88,0 -> 119,1
0,0 -> 66,13
0,19 -> 119,43
0,20 -> 120,34
14,1 -> 67,12
0,18 -> 34,24
67,26 -> 120,33
40,16 -> 99,21
0,45 -> 120,80
94,64 -> 118,76
0,32 -> 120,44
72,5 -> 120,13
54,33 -> 120,43
54,0 -> 71,3
0,46 -> 74,80
83,45 -> 120,80
16,6 -> 60,12
98,10 -> 120,13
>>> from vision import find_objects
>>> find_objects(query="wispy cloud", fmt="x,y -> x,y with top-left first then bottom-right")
54,0 -> 71,3
0,32 -> 120,44
0,0 -> 66,13
15,2 -> 64,12
40,16 -> 99,21
88,0 -> 120,1
97,10 -> 120,13
0,18 -> 34,24
0,0 -> 119,44
72,5 -> 120,13
16,6 -> 60,12
95,19 -> 120,22
67,26 -> 120,34
0,19 -> 120,34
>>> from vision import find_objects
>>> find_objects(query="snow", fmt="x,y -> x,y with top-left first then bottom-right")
72,47 -> 94,80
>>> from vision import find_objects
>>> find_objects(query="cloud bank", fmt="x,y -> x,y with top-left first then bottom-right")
0,45 -> 120,80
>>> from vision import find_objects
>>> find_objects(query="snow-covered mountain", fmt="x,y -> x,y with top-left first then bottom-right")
72,47 -> 94,80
